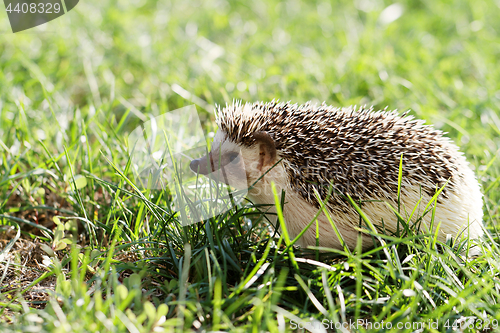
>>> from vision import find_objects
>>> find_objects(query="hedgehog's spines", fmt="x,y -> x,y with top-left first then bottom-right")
216,100 -> 465,206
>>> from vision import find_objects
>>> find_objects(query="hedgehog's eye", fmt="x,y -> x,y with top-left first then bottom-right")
227,152 -> 240,164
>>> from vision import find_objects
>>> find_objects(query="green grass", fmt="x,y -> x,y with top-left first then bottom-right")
1,0 -> 500,331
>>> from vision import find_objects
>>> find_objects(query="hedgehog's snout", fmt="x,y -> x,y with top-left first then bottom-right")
190,151 -> 242,175
190,156 -> 211,175
189,150 -> 249,190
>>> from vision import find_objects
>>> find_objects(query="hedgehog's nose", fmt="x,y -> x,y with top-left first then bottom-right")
190,156 -> 209,175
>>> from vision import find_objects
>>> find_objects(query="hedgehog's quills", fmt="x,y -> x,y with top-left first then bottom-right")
190,101 -> 484,253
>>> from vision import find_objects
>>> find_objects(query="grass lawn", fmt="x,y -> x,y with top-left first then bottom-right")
1,0 -> 500,331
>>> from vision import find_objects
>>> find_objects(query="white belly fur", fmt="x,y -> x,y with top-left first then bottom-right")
246,165 -> 484,252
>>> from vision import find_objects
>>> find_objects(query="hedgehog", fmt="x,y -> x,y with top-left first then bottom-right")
189,101 -> 484,252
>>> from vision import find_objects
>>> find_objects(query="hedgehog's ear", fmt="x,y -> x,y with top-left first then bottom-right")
252,131 -> 276,171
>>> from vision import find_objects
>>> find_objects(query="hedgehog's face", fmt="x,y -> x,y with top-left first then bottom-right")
189,130 -> 277,191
